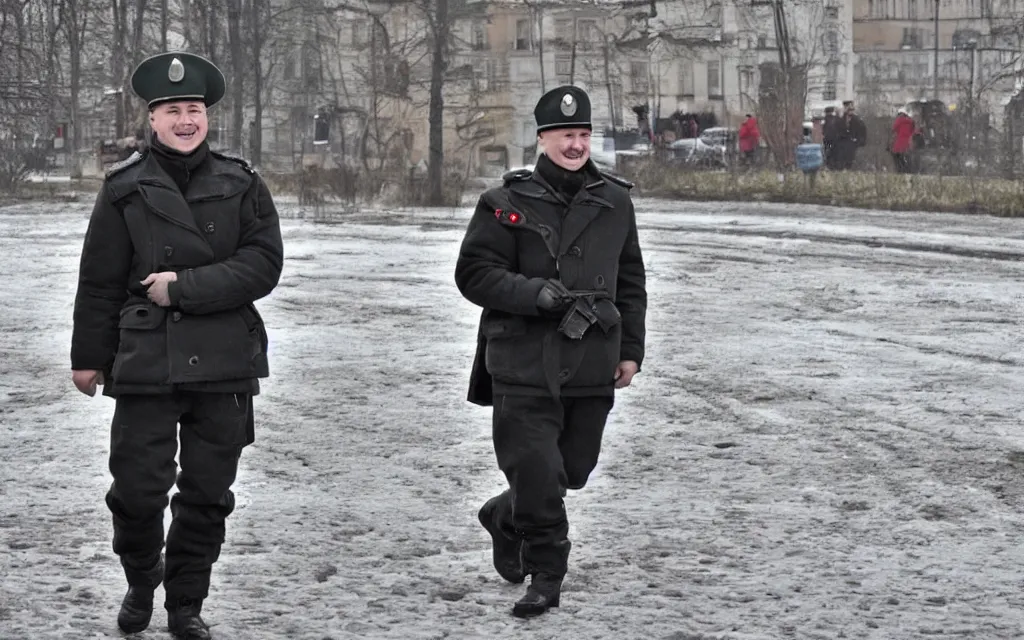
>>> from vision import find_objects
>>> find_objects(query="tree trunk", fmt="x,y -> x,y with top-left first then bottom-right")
207,2 -> 218,65
181,0 -> 193,49
67,0 -> 87,162
45,0 -> 61,148
603,32 -> 615,137
227,0 -> 244,153
161,0 -> 168,49
249,0 -> 264,165
128,0 -> 147,136
569,23 -> 577,84
427,0 -> 448,205
537,7 -> 545,93
111,0 -> 126,138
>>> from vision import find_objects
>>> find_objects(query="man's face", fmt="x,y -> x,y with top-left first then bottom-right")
539,127 -> 591,171
149,100 -> 208,153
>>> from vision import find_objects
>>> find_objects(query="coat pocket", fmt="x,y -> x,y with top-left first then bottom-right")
483,315 -> 543,386
168,307 -> 267,382
111,303 -> 169,385
481,315 -> 528,340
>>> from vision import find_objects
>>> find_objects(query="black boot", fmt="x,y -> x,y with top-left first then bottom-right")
167,597 -> 211,640
478,493 -> 525,584
512,573 -> 562,618
117,555 -> 164,633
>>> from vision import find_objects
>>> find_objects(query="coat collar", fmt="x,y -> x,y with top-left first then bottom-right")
508,159 -> 616,252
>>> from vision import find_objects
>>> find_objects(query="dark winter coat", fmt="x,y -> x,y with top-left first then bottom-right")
70,145 -> 284,396
454,158 -> 647,406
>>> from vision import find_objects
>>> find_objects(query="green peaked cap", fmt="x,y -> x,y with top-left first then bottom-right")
130,51 -> 226,108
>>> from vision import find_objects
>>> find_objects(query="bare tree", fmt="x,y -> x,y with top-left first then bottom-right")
739,0 -> 837,166
227,0 -> 244,152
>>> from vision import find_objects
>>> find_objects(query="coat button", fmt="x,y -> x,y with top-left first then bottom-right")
595,275 -> 605,287
568,246 -> 582,257
164,246 -> 174,257
558,368 -> 571,380
188,355 -> 199,366
172,311 -> 182,322
205,222 -> 216,233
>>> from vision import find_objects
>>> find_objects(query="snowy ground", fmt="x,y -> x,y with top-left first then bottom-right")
1,197 -> 1024,640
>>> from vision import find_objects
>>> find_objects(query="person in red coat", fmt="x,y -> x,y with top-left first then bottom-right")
738,114 -> 760,167
889,108 -> 918,173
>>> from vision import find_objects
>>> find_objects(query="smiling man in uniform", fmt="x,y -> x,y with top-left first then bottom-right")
70,51 -> 283,639
455,85 -> 648,618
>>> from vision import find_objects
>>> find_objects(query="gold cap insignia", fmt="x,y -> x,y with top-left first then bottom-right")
168,57 -> 185,83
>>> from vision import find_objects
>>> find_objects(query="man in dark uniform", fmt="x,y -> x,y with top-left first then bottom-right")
836,100 -> 868,170
822,106 -> 839,170
70,51 -> 284,639
454,85 -> 647,618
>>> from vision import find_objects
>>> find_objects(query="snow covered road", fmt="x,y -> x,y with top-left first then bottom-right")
1,198 -> 1023,639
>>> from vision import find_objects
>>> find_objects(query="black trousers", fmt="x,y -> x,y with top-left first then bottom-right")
105,391 -> 253,607
489,394 -> 614,578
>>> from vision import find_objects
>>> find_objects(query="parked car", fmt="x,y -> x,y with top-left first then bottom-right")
699,126 -> 738,151
667,137 -> 726,168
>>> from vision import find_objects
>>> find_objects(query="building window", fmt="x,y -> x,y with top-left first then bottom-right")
302,43 -> 321,91
900,27 -> 923,49
554,18 -> 572,48
825,6 -> 839,19
824,30 -> 839,56
823,60 -> 838,100
577,19 -> 597,50
678,60 -> 693,96
555,56 -> 572,82
352,20 -> 367,47
630,60 -> 649,94
707,59 -> 721,98
473,22 -> 488,50
739,66 -> 755,108
515,18 -> 531,50
474,59 -> 501,92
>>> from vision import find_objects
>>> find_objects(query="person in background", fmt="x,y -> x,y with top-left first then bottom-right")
822,106 -> 840,170
836,100 -> 867,170
738,113 -> 761,168
889,107 -> 918,174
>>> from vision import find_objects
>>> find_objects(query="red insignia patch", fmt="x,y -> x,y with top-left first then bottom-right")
494,208 -> 503,218
508,212 -> 521,224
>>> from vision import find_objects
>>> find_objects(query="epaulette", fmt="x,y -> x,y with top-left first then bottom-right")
502,168 -> 533,185
211,150 -> 256,174
600,171 -> 634,190
104,151 -> 143,178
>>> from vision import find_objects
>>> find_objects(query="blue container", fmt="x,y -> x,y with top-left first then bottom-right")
796,142 -> 824,172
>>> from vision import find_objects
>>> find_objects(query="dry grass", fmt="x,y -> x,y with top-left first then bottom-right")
634,164 -> 1024,217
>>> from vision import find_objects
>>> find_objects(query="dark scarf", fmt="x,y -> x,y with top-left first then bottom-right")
535,152 -> 589,204
149,133 -> 210,193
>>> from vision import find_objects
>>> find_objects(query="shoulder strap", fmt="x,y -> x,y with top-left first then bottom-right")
599,171 -> 634,190
104,151 -> 143,178
210,150 -> 256,175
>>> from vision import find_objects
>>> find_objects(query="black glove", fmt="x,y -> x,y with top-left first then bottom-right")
536,278 -> 573,315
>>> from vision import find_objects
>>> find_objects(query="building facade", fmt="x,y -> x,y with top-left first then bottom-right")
852,0 -> 1024,119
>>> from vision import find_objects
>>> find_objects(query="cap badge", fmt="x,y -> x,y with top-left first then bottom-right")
168,57 -> 185,83
560,93 -> 577,116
